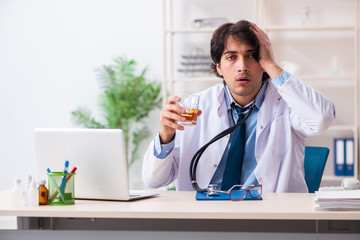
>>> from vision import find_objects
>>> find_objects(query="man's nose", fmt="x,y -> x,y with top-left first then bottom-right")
236,58 -> 248,72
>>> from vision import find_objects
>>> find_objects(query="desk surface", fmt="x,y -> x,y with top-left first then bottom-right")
1,190 -> 359,220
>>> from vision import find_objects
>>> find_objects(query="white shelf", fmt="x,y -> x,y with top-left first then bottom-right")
165,26 -> 356,34
302,79 -> 355,88
165,28 -> 215,34
301,75 -> 354,80
322,175 -> 348,182
165,75 -> 355,88
321,176 -> 359,187
165,76 -> 218,82
328,125 -> 357,132
263,25 -> 356,32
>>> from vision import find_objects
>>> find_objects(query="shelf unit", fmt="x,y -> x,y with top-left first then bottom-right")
162,0 -> 360,186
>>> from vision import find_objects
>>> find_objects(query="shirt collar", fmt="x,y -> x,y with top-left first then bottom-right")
224,81 -> 267,110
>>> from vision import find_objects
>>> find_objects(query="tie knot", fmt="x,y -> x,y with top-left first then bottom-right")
231,103 -> 250,123
231,103 -> 246,114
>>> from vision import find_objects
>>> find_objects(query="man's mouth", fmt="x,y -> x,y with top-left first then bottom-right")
236,75 -> 250,82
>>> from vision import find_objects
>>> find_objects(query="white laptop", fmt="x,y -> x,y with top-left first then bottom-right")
34,128 -> 158,201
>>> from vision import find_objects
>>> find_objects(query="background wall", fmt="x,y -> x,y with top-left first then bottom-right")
0,0 -> 357,192
0,0 -> 163,191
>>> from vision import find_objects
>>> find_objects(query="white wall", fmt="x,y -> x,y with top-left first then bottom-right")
0,0 -> 356,192
0,0 -> 163,190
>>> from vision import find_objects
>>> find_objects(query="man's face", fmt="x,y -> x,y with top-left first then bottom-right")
216,36 -> 264,107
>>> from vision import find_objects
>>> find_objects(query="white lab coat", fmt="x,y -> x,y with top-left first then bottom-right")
142,75 -> 336,192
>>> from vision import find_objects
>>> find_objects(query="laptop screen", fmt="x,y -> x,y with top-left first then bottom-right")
34,128 -> 130,200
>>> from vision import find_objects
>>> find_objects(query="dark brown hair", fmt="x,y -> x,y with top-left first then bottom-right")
210,20 -> 269,81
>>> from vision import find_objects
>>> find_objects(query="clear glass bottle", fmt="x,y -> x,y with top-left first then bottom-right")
38,180 -> 48,205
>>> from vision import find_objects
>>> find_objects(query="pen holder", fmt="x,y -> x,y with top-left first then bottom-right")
47,172 -> 76,205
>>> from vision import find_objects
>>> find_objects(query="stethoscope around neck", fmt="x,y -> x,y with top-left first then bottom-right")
189,83 -> 257,192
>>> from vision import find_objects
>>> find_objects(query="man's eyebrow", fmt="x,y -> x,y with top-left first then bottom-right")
223,49 -> 255,55
223,50 -> 237,55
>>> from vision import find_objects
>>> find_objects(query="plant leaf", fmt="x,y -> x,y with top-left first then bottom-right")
71,106 -> 105,128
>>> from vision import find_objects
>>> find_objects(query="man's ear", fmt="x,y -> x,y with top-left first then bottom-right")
216,63 -> 223,77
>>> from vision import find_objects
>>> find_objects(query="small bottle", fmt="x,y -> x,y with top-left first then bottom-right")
38,180 -> 48,205
24,175 -> 32,206
331,55 -> 340,76
11,178 -> 25,207
28,180 -> 39,207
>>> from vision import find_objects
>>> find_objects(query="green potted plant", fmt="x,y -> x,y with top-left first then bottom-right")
71,56 -> 162,167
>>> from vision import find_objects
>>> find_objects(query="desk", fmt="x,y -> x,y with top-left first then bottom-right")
1,190 -> 360,239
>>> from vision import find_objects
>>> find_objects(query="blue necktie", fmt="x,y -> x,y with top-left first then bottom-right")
221,105 -> 246,191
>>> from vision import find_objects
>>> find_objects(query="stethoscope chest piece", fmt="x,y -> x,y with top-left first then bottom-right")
207,184 -> 220,196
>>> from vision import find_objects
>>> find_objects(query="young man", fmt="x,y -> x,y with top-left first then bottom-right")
142,20 -> 336,193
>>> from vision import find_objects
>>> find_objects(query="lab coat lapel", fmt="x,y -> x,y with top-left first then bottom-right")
196,86 -> 230,188
208,87 -> 229,167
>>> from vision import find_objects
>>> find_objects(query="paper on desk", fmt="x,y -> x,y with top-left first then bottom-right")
315,189 -> 360,200
314,189 -> 360,211
315,200 -> 360,208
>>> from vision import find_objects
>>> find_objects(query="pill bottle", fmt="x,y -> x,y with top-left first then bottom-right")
38,180 -> 49,205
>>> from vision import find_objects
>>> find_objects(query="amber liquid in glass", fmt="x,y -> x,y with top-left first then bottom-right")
176,109 -> 198,126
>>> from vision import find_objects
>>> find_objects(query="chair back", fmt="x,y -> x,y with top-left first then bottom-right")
304,146 -> 330,193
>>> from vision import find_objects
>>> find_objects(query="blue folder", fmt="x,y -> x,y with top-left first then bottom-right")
196,191 -> 262,201
334,138 -> 345,176
345,138 -> 354,176
334,138 -> 354,176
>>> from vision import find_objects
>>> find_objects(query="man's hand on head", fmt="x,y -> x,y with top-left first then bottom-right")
249,23 -> 282,79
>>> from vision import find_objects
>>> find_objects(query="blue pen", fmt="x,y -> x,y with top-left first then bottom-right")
60,161 -> 69,196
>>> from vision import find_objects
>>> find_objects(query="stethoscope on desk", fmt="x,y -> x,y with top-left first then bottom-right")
189,83 -> 257,193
